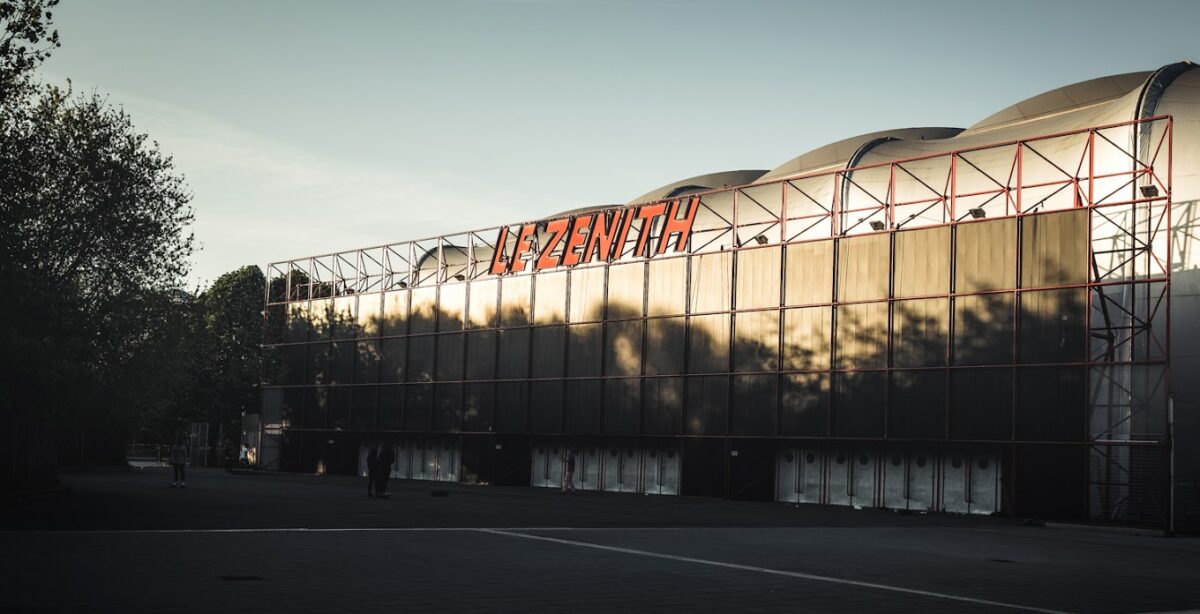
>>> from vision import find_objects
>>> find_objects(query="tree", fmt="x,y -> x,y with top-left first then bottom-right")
1,0 -> 196,486
192,266 -> 266,443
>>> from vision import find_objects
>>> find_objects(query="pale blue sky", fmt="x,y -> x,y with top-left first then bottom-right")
38,0 -> 1199,285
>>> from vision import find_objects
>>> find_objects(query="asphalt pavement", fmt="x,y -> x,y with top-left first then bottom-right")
1,467 -> 1197,613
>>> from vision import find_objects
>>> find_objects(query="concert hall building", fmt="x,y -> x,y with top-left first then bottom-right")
259,61 -> 1200,529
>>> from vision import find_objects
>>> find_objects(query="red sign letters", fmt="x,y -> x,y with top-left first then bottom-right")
490,197 -> 699,275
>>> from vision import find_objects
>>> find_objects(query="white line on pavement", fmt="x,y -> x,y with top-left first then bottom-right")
480,528 -> 1073,614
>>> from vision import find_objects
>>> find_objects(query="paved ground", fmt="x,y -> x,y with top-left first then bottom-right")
1,468 -> 1198,613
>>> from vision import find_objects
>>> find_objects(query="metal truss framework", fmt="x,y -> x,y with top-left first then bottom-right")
264,116 -> 1174,525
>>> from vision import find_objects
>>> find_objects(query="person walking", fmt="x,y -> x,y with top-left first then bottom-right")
238,443 -> 250,467
366,447 -> 378,498
170,439 -> 188,488
376,445 -> 395,498
562,449 -> 577,494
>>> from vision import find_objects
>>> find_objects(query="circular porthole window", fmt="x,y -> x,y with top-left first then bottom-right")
785,452 -> 795,463
667,450 -> 676,459
650,450 -> 657,458
979,458 -> 990,470
952,457 -> 963,469
858,454 -> 869,466
835,453 -> 846,465
891,456 -> 902,466
627,449 -> 635,458
916,456 -> 927,468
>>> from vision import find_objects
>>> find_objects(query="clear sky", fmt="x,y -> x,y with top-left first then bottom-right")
37,0 -> 1200,286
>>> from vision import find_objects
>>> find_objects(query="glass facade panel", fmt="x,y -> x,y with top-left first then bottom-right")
436,333 -> 464,381
467,279 -> 498,329
285,345 -> 306,386
894,226 -> 949,298
735,247 -> 780,310
608,262 -> 645,319
379,337 -> 406,383
329,387 -> 351,430
734,310 -> 779,372
688,314 -> 731,374
331,296 -> 357,339
377,385 -> 402,430
330,341 -> 354,385
565,379 -> 600,434
1019,288 -> 1086,364
497,329 -> 530,379
686,375 -> 728,436
832,371 -> 885,437
690,252 -> 732,313
1017,367 -> 1084,442
835,302 -> 888,369
647,258 -> 686,316
351,387 -> 376,431
569,266 -> 605,322
567,323 -> 602,378
463,382 -> 494,431
529,380 -> 564,432
955,218 -> 1015,293
1021,210 -> 1088,288
308,342 -> 330,385
465,331 -> 497,380
782,306 -> 831,371
784,241 -> 833,306
381,290 -> 408,336
643,377 -> 682,435
355,339 -> 379,384
494,382 -> 527,432
837,234 -> 889,302
645,317 -> 685,375
732,374 -> 777,435
438,282 -> 466,332
286,302 -> 310,343
892,298 -> 948,367
409,287 -> 438,334
889,370 -> 946,439
531,326 -> 566,378
356,293 -> 381,337
781,372 -> 828,436
604,378 -> 641,434
534,272 -> 567,325
434,383 -> 462,431
310,299 -> 333,340
405,384 -> 433,430
407,335 -> 435,382
950,368 -> 1012,440
500,275 -> 532,327
605,319 -> 643,377
954,293 -> 1014,365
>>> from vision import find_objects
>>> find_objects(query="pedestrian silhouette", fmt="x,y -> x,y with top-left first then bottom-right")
170,439 -> 188,488
366,447 -> 378,498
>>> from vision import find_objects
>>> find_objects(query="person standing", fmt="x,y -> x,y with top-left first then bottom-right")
376,445 -> 395,498
170,439 -> 188,488
238,443 -> 249,467
366,447 -> 378,498
562,449 -> 577,494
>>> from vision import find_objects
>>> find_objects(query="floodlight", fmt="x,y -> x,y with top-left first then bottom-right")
753,235 -> 768,245
453,274 -> 466,281
968,208 -> 987,219
1139,185 -> 1159,198
869,220 -> 886,231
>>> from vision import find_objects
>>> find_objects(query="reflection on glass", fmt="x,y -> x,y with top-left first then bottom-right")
735,247 -> 781,310
607,262 -> 644,319
689,252 -> 732,313
381,290 -> 408,336
605,319 -> 643,377
782,307 -> 831,371
837,234 -> 889,302
734,310 -> 778,372
467,279 -> 498,329
438,283 -> 465,332
409,287 -> 438,334
500,275 -> 532,327
894,226 -> 949,298
569,266 -> 605,322
648,258 -> 687,316
835,302 -> 888,369
688,314 -> 731,374
784,241 -> 833,306
534,272 -> 567,325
